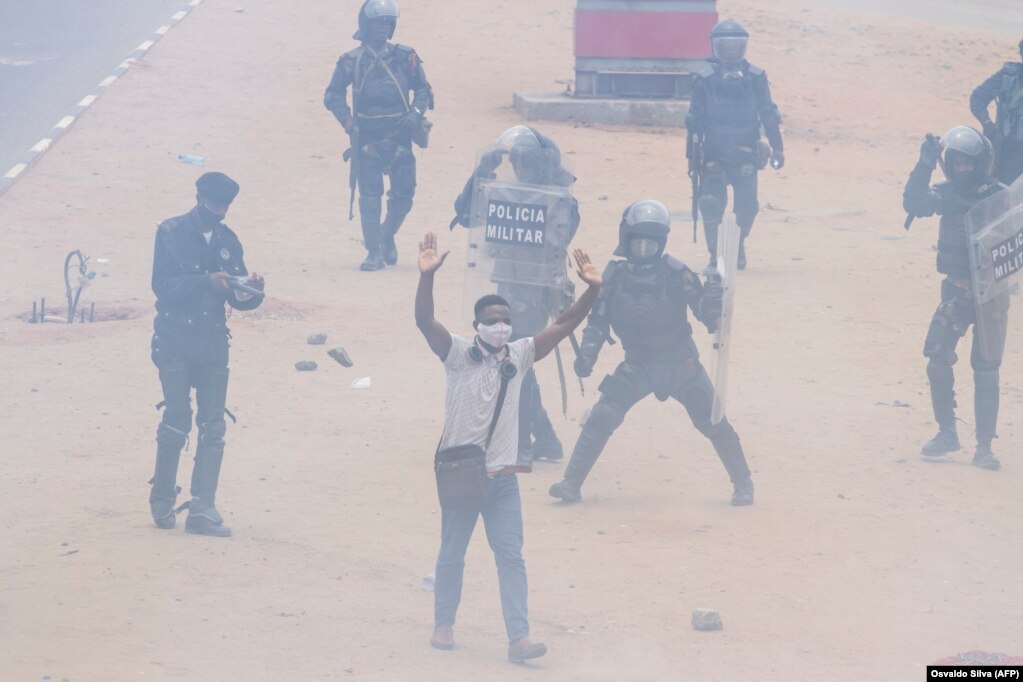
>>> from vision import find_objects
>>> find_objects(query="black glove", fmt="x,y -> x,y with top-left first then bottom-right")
699,278 -> 723,331
574,356 -> 593,378
398,110 -> 421,137
982,120 -> 997,141
919,133 -> 942,170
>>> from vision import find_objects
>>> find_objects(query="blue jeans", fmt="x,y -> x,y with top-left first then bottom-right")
434,474 -> 529,642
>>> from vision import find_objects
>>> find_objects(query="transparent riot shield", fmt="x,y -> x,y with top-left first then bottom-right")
966,175 -> 1023,363
710,217 -> 740,425
462,144 -> 576,336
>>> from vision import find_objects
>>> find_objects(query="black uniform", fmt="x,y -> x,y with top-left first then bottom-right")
686,58 -> 783,265
903,140 -> 1006,464
324,39 -> 432,265
970,56 -> 1023,184
551,254 -> 753,503
149,207 -> 261,532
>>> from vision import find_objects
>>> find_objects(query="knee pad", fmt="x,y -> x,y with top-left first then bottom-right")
157,421 -> 190,449
923,303 -> 967,363
699,193 -> 726,224
198,419 -> 227,448
585,400 -> 626,435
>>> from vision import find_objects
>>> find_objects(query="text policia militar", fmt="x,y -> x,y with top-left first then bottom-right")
485,200 -> 547,247
926,666 -> 1023,679
990,226 -> 1023,283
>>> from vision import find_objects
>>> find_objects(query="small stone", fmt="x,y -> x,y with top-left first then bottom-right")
307,333 -> 328,345
295,361 -> 318,371
597,194 -> 608,200
327,346 -> 354,367
691,608 -> 723,631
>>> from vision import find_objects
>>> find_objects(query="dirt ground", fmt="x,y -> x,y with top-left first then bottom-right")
1,0 -> 1021,680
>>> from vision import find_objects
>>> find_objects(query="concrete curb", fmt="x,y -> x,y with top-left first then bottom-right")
0,0 -> 204,197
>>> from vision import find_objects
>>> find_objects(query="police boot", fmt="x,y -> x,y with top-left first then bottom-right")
702,222 -> 719,275
973,368 -> 1001,470
731,478 -> 755,506
708,423 -> 754,506
921,429 -> 961,457
972,443 -> 1001,470
381,199 -> 412,266
548,426 -> 607,503
149,423 -> 188,529
186,419 -> 231,537
923,360 -> 959,458
359,196 -> 385,271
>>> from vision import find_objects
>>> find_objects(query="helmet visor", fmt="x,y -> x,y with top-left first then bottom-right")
629,237 -> 661,260
712,36 -> 747,64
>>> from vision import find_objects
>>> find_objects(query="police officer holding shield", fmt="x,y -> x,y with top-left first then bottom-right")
903,126 -> 1007,469
548,200 -> 755,506
149,172 -> 265,536
453,126 -> 580,465
686,19 -> 784,273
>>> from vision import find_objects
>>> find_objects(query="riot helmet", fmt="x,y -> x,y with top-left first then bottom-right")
355,0 -> 399,42
940,125 -> 993,189
710,19 -> 749,66
496,125 -> 557,185
615,200 -> 671,261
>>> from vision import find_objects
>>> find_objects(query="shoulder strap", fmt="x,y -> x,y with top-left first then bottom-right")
363,45 -> 411,112
484,372 -> 511,450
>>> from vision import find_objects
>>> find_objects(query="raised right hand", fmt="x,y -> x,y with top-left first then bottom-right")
919,134 -> 943,169
418,232 -> 450,274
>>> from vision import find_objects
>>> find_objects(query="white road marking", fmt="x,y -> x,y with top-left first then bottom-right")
190,0 -> 203,6
78,95 -> 97,107
31,139 -> 52,154
4,164 -> 27,179
172,10 -> 188,20
55,116 -> 75,129
98,75 -> 117,87
137,40 -> 155,52
155,25 -> 170,35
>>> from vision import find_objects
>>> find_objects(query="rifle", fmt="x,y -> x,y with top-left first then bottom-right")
345,126 -> 359,221
687,132 -> 703,244
345,51 -> 366,221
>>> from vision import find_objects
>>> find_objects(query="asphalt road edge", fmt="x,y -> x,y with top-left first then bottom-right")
0,0 -> 204,197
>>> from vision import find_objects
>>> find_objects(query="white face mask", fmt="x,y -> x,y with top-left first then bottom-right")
477,322 -> 512,349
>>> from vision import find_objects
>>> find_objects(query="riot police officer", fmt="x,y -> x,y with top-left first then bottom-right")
549,200 -> 755,506
686,19 -> 784,273
970,38 -> 1023,185
324,0 -> 434,271
903,126 -> 1006,470
149,172 -> 265,536
450,126 -> 580,463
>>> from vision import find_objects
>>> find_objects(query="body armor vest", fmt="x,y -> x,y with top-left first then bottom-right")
608,262 -> 697,363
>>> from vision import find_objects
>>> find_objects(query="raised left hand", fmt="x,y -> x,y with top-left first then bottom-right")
572,249 -> 601,288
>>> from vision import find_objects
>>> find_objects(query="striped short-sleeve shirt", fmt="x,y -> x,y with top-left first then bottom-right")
439,335 -> 535,471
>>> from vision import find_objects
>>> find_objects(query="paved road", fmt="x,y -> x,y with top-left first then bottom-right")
0,0 -> 189,182
809,0 -> 1021,35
